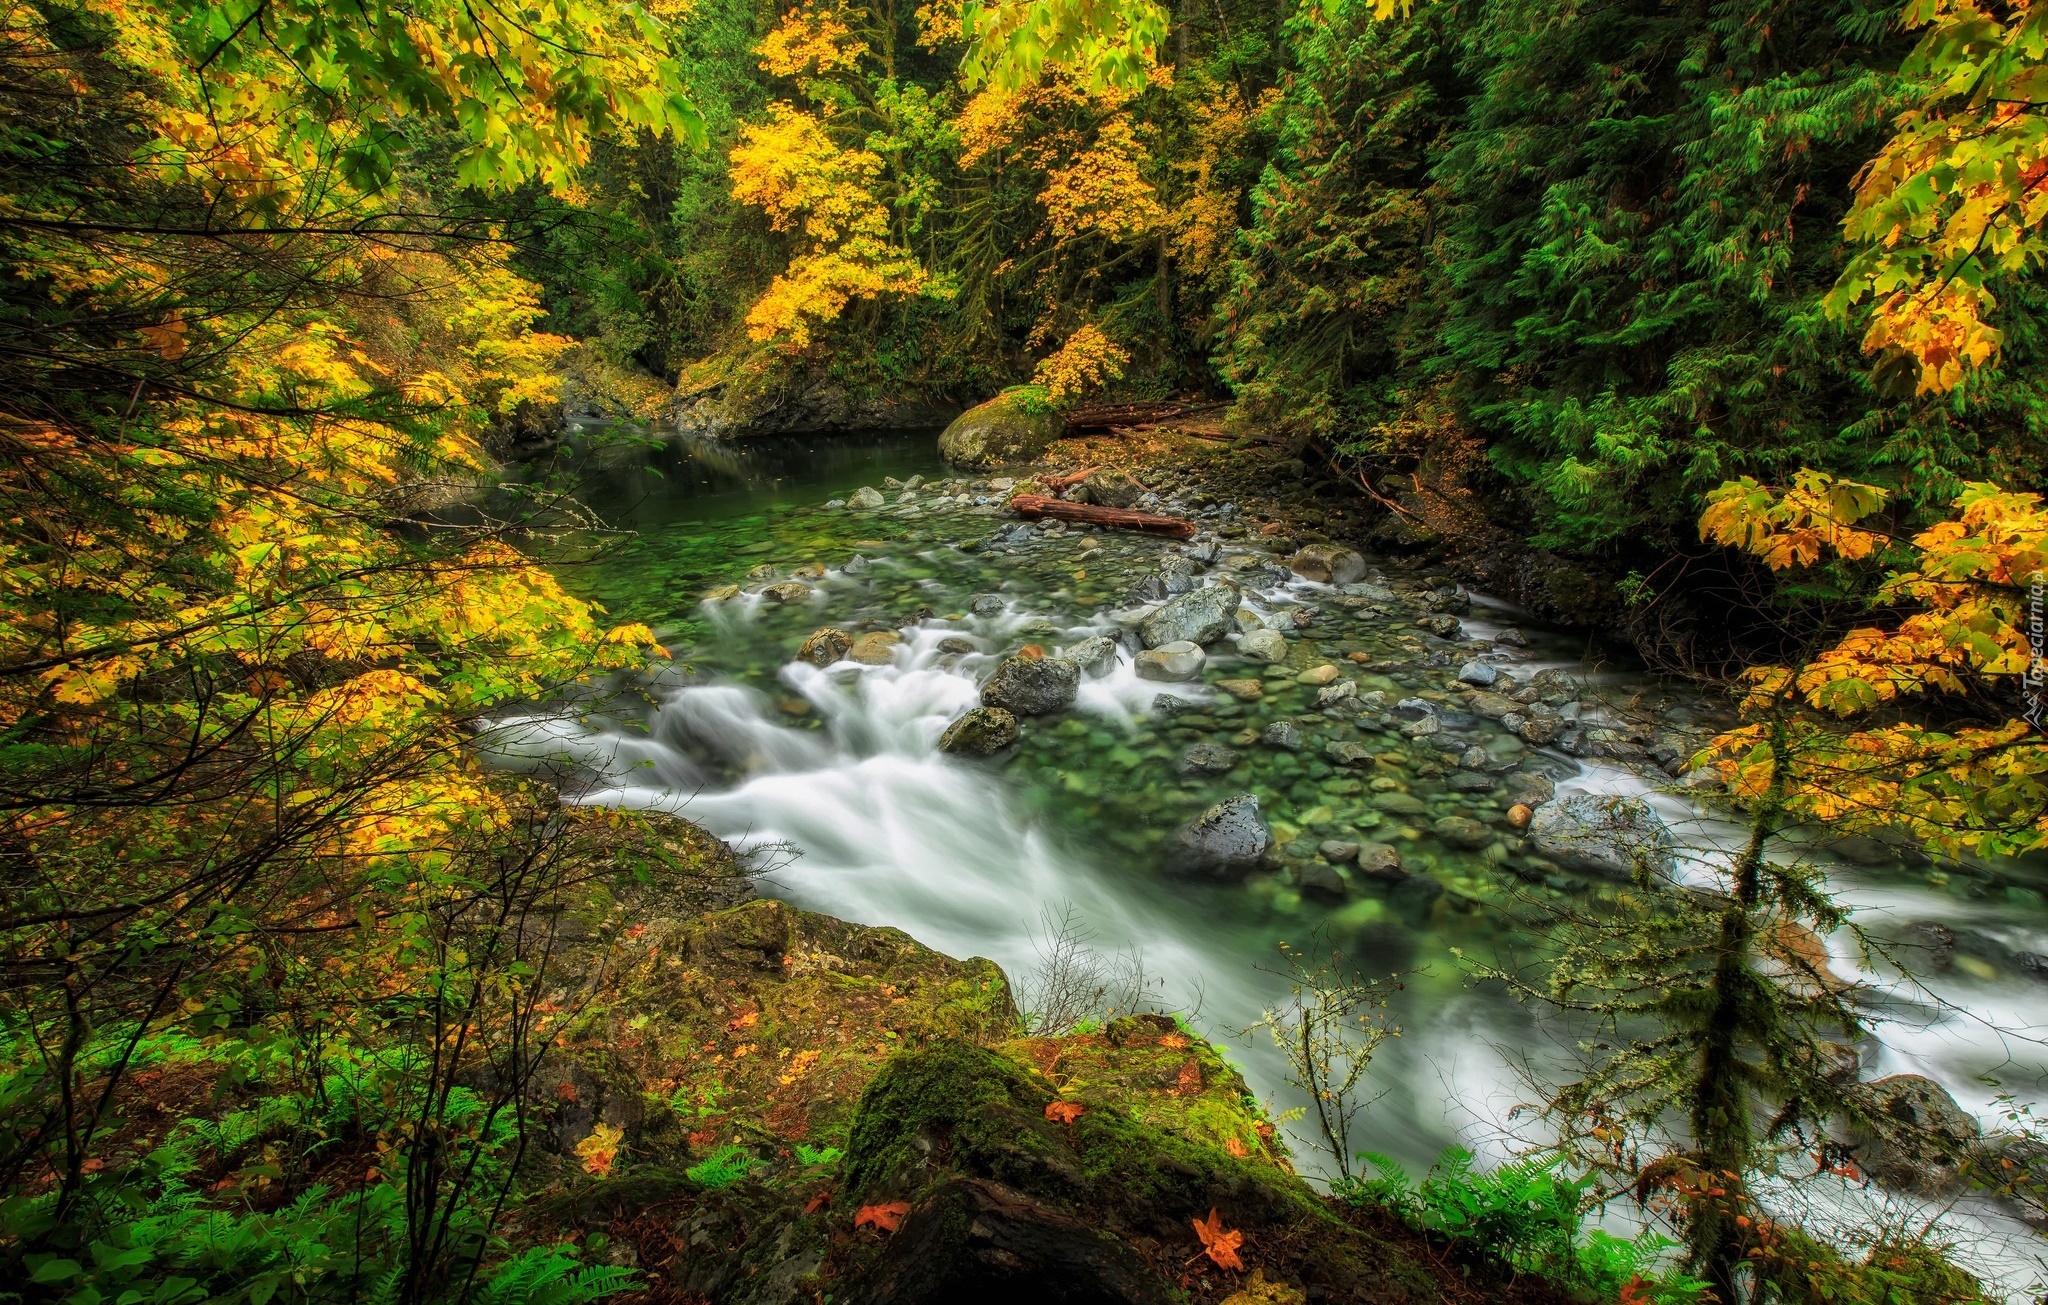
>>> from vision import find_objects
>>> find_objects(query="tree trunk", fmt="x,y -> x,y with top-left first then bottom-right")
1006,495 -> 1196,539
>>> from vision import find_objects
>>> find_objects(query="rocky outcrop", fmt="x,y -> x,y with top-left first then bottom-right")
672,374 -> 958,439
938,390 -> 1063,468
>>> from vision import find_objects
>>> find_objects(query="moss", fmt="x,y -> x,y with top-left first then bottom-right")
938,388 -> 1063,468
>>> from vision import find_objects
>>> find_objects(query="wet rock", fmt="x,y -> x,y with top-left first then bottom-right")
1357,845 -> 1406,879
762,581 -> 813,603
938,391 -> 1062,468
1340,582 -> 1399,603
1415,614 -> 1462,638
1139,585 -> 1238,648
902,474 -> 926,492
1233,608 -> 1266,635
823,498 -> 847,510
1061,635 -> 1119,677
1288,543 -> 1367,586
1899,921 -> 1958,973
1073,467 -> 1145,508
1134,641 -> 1206,682
1466,691 -> 1518,720
1325,741 -> 1376,767
1829,833 -> 1928,867
1504,772 -> 1557,807
705,584 -> 741,602
1529,794 -> 1677,879
1216,678 -> 1264,701
936,636 -> 977,655
1848,1074 -> 1982,1196
1457,660 -> 1499,687
1506,804 -> 1533,831
848,486 -> 885,509
1296,861 -> 1348,901
842,554 -> 870,575
1390,874 -> 1446,916
1239,629 -> 1289,663
1150,694 -> 1194,717
1261,721 -> 1304,751
1373,792 -> 1429,816
1174,793 -> 1272,875
1434,816 -> 1494,850
941,707 -> 1020,756
1447,771 -> 1496,793
1297,664 -> 1341,686
1318,840 -> 1360,864
1315,680 -> 1357,709
981,654 -> 1081,715
1517,715 -> 1565,746
1128,573 -> 1169,604
849,630 -> 903,665
1457,745 -> 1489,770
1179,743 -> 1241,775
1392,697 -> 1436,721
1494,627 -> 1528,647
1400,715 -> 1440,739
971,594 -> 1007,616
797,627 -> 853,666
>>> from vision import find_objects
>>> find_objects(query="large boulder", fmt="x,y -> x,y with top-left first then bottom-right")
1173,793 -> 1272,875
937,390 -> 1061,468
1529,794 -> 1678,879
1848,1074 -> 1982,1196
940,707 -> 1020,756
979,655 -> 1080,715
1288,543 -> 1367,586
1139,585 -> 1237,648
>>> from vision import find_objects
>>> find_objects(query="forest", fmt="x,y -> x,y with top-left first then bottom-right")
4,0 -> 2048,1302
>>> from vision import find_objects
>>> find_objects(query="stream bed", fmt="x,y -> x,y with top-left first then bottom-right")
494,428 -> 2048,1294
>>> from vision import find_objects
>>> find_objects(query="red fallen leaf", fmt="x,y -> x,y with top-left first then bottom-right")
1045,1101 -> 1086,1125
855,1201 -> 911,1233
1192,1207 -> 1245,1271
805,1188 -> 832,1214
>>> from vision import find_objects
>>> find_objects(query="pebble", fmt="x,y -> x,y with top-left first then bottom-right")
704,584 -> 741,602
1261,721 -> 1304,751
1506,804 -> 1533,830
1457,660 -> 1498,687
1179,743 -> 1241,775
1135,641 -> 1206,682
1318,840 -> 1360,864
1297,664 -> 1341,686
1314,680 -> 1357,708
1217,679 -> 1265,701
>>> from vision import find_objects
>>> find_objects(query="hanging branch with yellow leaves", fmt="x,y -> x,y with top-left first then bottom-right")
1699,470 -> 2048,855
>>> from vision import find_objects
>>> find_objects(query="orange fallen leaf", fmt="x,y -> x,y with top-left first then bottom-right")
1045,1100 -> 1086,1125
1175,1059 -> 1204,1095
726,1009 -> 759,1031
1224,1136 -> 1249,1158
1193,1207 -> 1245,1271
805,1188 -> 832,1214
1019,644 -> 1046,660
855,1201 -> 911,1233
1160,1032 -> 1190,1050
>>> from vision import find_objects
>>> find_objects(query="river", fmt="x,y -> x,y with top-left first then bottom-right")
491,426 -> 2048,1295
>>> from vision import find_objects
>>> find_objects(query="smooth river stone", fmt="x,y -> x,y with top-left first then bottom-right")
1529,794 -> 1678,879
1297,664 -> 1342,686
1139,585 -> 1238,648
1174,793 -> 1272,875
1216,679 -> 1264,701
980,654 -> 1081,715
940,706 -> 1020,756
1135,641 -> 1206,682
848,630 -> 902,664
1239,628 -> 1289,663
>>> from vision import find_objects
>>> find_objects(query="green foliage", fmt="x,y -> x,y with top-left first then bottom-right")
684,1145 -> 765,1189
1349,1148 -> 1705,1303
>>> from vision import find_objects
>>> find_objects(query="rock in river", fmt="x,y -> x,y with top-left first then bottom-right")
1178,743 -> 1240,775
1238,628 -> 1289,663
1175,793 -> 1272,875
1415,614 -> 1461,638
1060,634 -> 1119,677
1135,641 -> 1205,682
848,630 -> 902,665
1457,660 -> 1499,687
1288,543 -> 1367,586
979,654 -> 1080,715
1847,1074 -> 1982,1196
1261,721 -> 1304,751
940,706 -> 1020,756
1073,467 -> 1146,508
797,627 -> 852,666
761,581 -> 813,603
1433,816 -> 1494,850
1528,794 -> 1677,879
847,486 -> 885,509
1139,584 -> 1237,648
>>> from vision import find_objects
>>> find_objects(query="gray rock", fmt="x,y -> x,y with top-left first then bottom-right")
1233,608 -> 1266,635
1073,467 -> 1145,508
1415,614 -> 1461,638
1296,861 -> 1348,900
940,706 -> 1020,756
1517,715 -> 1564,746
842,554 -> 870,575
1175,793 -> 1272,875
938,390 -> 1062,468
1494,627 -> 1528,647
1314,681 -> 1358,709
1465,692 -> 1517,720
797,627 -> 853,667
1529,794 -> 1677,879
1848,1074 -> 1982,1196
1447,771 -> 1497,793
1433,816 -> 1494,850
1392,698 -> 1436,720
761,581 -> 814,604
823,499 -> 846,510
1058,635 -> 1118,677
1179,743 -> 1241,775
936,636 -> 977,655
971,594 -> 1007,615
1340,582 -> 1399,603
1504,773 -> 1557,807
1318,840 -> 1360,864
1135,640 -> 1206,682
847,486 -> 885,509
1289,543 -> 1367,586
1325,741 -> 1376,766
1261,721 -> 1304,751
1239,628 -> 1289,663
1457,660 -> 1499,687
1374,792 -> 1429,816
1140,585 -> 1238,648
1457,745 -> 1490,770
1151,694 -> 1195,717
979,655 -> 1080,715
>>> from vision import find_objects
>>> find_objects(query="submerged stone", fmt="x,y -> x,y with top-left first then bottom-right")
1178,743 -> 1241,775
1174,793 -> 1272,875
1261,721 -> 1304,751
848,486 -> 885,509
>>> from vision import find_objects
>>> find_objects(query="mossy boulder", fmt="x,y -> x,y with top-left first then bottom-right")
938,388 -> 1062,468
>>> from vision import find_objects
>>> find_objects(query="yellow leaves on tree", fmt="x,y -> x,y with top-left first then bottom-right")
1040,115 -> 1165,243
1827,0 -> 2048,393
1033,324 -> 1128,402
729,105 -> 931,348
757,6 -> 869,79
1700,471 -> 2048,856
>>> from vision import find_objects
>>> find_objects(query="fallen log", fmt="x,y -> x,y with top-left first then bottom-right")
1037,466 -> 1102,492
1007,493 -> 1196,539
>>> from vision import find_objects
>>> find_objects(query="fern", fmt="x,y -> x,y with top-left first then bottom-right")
685,1144 -> 764,1189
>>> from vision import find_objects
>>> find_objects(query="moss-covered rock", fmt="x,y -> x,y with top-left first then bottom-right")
938,388 -> 1062,468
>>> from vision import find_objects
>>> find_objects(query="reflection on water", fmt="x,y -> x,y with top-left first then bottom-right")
511,431 -> 2048,1296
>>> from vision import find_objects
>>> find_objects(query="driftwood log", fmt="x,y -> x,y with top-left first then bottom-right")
1037,466 -> 1102,492
1007,493 -> 1196,539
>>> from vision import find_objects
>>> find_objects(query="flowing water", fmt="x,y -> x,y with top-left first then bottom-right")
493,427 -> 2048,1294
